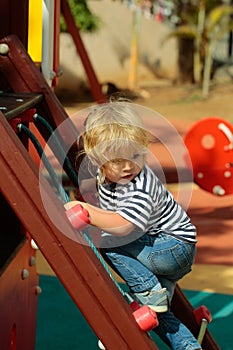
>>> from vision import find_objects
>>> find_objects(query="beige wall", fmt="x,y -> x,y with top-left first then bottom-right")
56,0 -> 178,97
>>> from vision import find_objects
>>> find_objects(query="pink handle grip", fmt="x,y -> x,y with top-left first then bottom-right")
133,305 -> 159,332
193,305 -> 212,325
66,204 -> 90,230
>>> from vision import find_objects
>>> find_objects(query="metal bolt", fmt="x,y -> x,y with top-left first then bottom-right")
98,340 -> 106,350
35,286 -> 42,295
22,269 -> 29,280
31,239 -> 39,250
0,43 -> 9,55
29,256 -> 36,266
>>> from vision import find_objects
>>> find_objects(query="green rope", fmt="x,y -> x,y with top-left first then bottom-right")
18,124 -> 69,204
18,122 -> 129,300
33,113 -> 79,188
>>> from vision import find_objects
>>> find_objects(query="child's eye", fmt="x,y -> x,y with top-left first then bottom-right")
111,158 -> 123,164
132,153 -> 140,160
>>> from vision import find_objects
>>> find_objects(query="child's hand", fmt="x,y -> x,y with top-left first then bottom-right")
64,200 -> 82,211
64,201 -> 90,229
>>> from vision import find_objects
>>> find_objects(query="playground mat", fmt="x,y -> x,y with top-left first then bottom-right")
36,274 -> 233,350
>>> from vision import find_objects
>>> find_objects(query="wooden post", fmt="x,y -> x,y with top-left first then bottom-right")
60,0 -> 106,103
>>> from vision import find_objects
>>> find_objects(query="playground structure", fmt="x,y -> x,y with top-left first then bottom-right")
0,1 -> 227,349
0,34 -> 159,350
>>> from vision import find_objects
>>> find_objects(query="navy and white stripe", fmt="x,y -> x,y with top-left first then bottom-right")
98,164 -> 197,243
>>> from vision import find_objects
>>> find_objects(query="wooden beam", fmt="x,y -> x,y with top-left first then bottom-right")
172,285 -> 220,350
60,0 -> 106,104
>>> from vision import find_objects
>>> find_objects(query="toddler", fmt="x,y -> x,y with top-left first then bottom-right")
66,101 -> 201,350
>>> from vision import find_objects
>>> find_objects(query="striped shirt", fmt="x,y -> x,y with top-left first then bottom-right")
98,164 -> 197,243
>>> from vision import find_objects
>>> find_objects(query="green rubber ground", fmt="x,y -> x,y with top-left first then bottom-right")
36,275 -> 233,350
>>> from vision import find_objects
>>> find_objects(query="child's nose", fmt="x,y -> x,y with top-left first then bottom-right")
123,160 -> 134,170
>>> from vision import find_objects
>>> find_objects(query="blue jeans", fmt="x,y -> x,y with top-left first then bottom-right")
101,233 -> 201,350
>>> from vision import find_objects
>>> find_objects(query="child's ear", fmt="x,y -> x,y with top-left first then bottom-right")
77,133 -> 84,150
98,168 -> 106,185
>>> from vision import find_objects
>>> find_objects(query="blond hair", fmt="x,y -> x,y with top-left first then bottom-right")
82,101 -> 149,167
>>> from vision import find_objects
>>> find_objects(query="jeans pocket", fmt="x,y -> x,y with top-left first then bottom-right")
149,239 -> 195,280
172,242 -> 195,279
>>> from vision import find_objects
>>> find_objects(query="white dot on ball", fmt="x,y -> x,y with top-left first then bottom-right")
224,171 -> 231,178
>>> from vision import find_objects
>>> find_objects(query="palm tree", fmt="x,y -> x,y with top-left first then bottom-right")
202,4 -> 233,96
164,2 -> 233,97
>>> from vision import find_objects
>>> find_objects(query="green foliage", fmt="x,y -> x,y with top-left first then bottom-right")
60,0 -> 100,33
168,0 -> 225,25
163,1 -> 233,96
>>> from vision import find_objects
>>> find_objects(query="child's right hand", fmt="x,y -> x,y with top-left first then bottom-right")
64,200 -> 81,210
65,201 -> 90,229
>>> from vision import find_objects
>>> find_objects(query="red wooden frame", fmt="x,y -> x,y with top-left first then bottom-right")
60,0 -> 106,103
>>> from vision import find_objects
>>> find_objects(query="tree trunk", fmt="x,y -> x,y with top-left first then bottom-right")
177,37 -> 195,83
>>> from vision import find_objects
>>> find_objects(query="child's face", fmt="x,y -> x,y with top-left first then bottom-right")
102,151 -> 145,185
